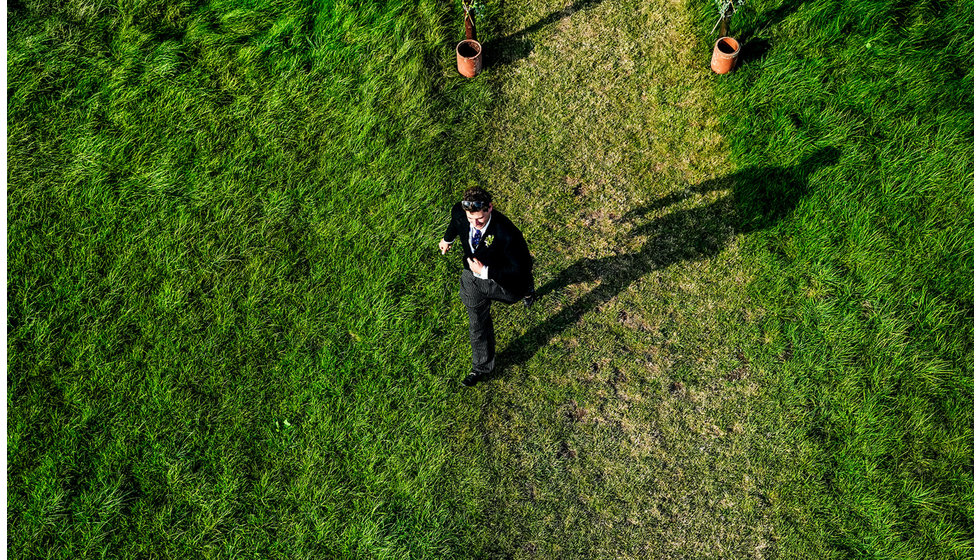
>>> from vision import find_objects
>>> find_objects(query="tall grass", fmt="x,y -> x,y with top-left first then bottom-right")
694,0 -> 973,556
8,0 -> 490,556
9,0 -> 972,556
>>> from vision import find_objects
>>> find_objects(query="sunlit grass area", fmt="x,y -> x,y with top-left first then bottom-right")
8,1 -> 494,556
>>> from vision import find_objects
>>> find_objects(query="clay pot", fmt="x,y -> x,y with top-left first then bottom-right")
456,39 -> 483,78
711,36 -> 741,74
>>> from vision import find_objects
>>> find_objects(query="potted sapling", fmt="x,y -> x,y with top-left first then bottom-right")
711,0 -> 744,74
457,0 -> 484,77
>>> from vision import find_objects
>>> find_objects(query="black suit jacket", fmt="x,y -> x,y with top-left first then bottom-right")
443,203 -> 533,296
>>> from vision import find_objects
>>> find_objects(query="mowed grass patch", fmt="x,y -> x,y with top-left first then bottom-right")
692,0 -> 973,557
9,1 -> 493,557
436,0 -> 835,556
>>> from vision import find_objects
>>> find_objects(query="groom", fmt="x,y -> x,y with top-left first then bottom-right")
439,187 -> 535,386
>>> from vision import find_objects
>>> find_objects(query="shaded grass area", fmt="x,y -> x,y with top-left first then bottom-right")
8,0 -> 492,556
693,0 -> 973,556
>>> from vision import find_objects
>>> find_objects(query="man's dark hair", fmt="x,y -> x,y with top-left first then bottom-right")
462,186 -> 492,207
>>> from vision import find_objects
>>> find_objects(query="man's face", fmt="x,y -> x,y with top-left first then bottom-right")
465,203 -> 492,229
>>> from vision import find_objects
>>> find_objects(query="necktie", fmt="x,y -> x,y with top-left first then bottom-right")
471,228 -> 482,248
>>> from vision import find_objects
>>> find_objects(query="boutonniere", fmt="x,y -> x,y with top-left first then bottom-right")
484,234 -> 495,247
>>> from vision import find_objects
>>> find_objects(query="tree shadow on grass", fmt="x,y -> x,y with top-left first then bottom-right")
494,146 -> 840,376
484,0 -> 606,68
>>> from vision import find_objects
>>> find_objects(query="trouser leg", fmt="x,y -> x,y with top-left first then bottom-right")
460,271 -> 495,375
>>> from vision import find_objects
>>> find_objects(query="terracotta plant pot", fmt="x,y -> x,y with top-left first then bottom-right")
711,36 -> 740,74
456,39 -> 483,78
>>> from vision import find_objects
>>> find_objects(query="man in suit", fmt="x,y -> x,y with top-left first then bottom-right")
439,187 -> 535,386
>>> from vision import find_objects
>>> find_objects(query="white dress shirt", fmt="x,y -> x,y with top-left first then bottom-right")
469,215 -> 491,279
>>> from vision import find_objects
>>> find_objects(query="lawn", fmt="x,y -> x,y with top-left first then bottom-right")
8,1 -> 490,556
699,0 -> 973,556
7,0 -> 972,558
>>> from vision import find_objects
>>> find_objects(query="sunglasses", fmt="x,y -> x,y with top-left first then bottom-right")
461,200 -> 490,212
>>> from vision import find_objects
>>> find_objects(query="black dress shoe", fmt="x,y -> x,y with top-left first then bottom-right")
522,292 -> 536,309
462,372 -> 483,386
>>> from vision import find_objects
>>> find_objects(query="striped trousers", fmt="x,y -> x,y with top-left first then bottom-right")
459,270 -> 524,375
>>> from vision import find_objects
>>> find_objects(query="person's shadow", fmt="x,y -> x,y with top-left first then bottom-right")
493,146 -> 840,376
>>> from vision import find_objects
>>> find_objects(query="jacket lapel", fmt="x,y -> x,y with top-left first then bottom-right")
474,220 -> 498,256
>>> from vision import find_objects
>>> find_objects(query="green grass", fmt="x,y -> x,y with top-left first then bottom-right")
692,0 -> 973,556
8,0 -> 972,557
8,0 -> 493,556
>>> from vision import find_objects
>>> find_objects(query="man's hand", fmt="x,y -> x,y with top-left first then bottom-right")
439,240 -> 452,254
467,257 -> 486,276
